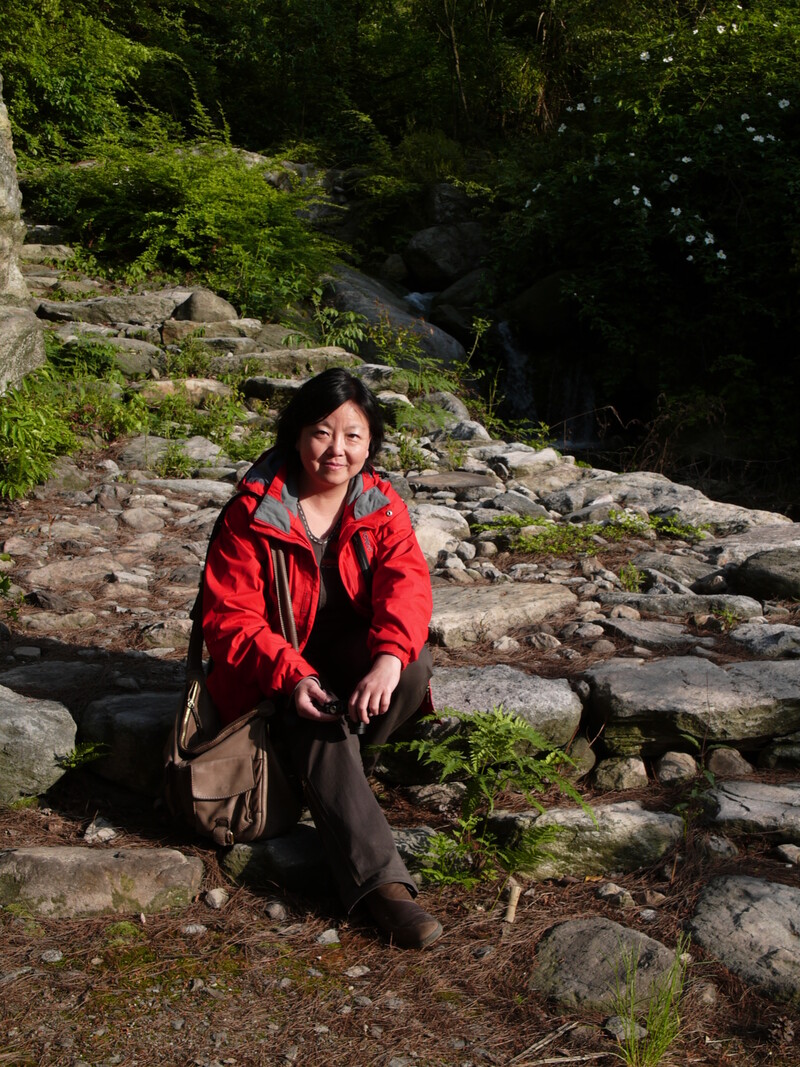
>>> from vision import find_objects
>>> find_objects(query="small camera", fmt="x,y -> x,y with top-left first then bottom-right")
314,697 -> 345,717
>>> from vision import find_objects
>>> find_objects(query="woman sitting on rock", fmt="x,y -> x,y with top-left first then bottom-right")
201,367 -> 442,949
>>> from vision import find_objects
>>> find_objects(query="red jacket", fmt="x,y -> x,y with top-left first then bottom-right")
202,450 -> 433,723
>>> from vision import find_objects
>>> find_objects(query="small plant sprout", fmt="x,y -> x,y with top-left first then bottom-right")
612,934 -> 690,1067
619,562 -> 645,592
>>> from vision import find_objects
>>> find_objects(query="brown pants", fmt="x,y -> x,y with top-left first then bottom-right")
275,646 -> 433,911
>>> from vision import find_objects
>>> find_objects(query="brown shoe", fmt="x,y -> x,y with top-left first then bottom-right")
365,882 -> 443,949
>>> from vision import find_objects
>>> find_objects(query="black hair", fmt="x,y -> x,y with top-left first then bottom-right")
274,368 -> 384,463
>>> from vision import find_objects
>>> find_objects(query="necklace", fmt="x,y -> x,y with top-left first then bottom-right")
298,501 -> 342,546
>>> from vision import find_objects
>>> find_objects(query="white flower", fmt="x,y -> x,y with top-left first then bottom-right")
717,250 -> 727,260
681,156 -> 692,163
594,95 -> 602,104
663,56 -> 674,63
640,51 -> 650,60
740,113 -> 750,121
577,102 -> 586,111
558,123 -> 567,133
669,173 -> 679,183
779,99 -> 790,109
746,126 -> 755,132
632,185 -> 640,196
629,152 -> 636,157
714,124 -> 724,133
532,183 -> 541,192
613,198 -> 621,206
704,232 -> 715,245
670,207 -> 681,217
566,106 -> 574,113
693,29 -> 698,35
767,134 -> 777,141
686,234 -> 696,243
753,134 -> 765,142
687,255 -> 695,262
643,197 -> 652,208
717,24 -> 725,33
524,199 -> 531,208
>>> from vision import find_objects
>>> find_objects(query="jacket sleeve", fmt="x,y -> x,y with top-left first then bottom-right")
366,496 -> 433,667
202,493 -> 317,705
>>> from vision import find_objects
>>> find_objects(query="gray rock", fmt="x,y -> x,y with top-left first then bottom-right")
222,823 -> 434,891
76,691 -> 180,796
690,876 -> 800,1004
598,591 -> 763,618
655,751 -> 698,785
732,547 -> 800,601
490,801 -> 683,880
601,617 -> 708,652
585,657 -> 800,755
702,780 -> 800,841
729,622 -> 800,659
408,503 -> 470,565
173,289 -> 238,322
0,685 -> 77,804
631,550 -> 718,587
330,267 -> 466,366
0,846 -> 203,916
36,288 -> 192,326
706,746 -> 753,778
703,523 -> 800,566
0,306 -> 46,392
593,757 -> 649,791
530,917 -> 677,1010
433,665 -> 582,747
403,222 -> 485,290
431,583 -> 578,648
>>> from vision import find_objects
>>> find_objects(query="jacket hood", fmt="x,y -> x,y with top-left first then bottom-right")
240,448 -> 392,536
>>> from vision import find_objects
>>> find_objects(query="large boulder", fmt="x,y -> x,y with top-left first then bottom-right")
585,656 -> 800,755
403,223 -> 486,291
690,877 -> 800,1005
0,74 -> 45,390
0,846 -> 203,917
732,547 -> 800,601
328,267 -> 466,366
0,685 -> 77,804
530,917 -> 678,1011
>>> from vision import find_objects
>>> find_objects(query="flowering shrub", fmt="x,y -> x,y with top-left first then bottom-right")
493,2 -> 800,484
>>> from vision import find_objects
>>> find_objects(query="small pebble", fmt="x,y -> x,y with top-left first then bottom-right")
344,964 -> 370,978
316,928 -> 339,945
204,888 -> 229,910
40,949 -> 63,964
265,900 -> 287,921
182,923 -> 207,936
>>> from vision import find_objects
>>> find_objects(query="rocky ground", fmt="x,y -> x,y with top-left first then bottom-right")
1,245 -> 800,1066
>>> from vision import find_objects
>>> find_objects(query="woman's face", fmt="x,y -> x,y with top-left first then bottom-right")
296,400 -> 371,494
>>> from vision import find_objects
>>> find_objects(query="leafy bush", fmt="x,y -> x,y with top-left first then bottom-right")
492,2 -> 800,479
22,116 -> 339,318
0,341 -> 149,499
391,707 -> 585,886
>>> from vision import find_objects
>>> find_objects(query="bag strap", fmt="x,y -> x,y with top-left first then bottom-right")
187,495 -> 299,682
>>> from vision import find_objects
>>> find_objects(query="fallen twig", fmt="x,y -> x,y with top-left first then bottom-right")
510,1022 -> 578,1062
504,876 -> 522,923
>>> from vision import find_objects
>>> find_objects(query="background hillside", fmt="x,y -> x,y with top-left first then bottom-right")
1,0 -> 799,513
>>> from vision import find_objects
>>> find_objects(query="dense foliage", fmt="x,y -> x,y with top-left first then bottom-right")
2,1 -> 799,506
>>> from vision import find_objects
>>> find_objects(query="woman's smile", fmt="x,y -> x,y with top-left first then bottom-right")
296,400 -> 371,494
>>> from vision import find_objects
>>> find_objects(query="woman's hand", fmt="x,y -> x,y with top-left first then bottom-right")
348,654 -> 402,728
293,676 -> 342,721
